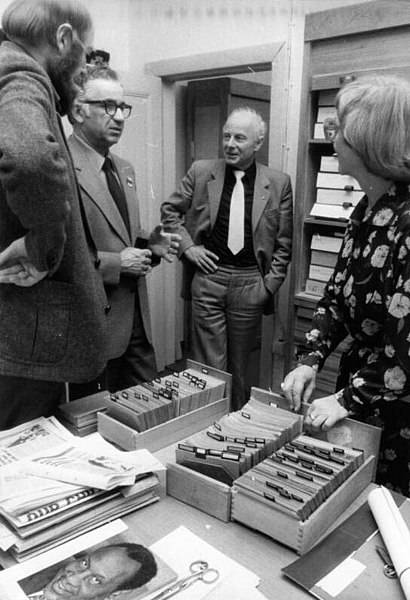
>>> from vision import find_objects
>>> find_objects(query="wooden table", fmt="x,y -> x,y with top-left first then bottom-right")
122,457 -> 375,599
123,493 -> 301,599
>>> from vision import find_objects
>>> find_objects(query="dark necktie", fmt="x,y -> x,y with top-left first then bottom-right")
102,156 -> 131,235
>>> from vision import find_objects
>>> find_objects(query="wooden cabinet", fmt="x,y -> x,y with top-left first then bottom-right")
286,0 -> 410,396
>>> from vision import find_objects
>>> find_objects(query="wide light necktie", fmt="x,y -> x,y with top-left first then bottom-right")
102,156 -> 131,235
227,170 -> 245,255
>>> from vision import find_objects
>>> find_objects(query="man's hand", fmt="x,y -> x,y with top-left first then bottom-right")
120,247 -> 152,277
304,394 -> 349,431
148,225 -> 181,263
0,237 -> 48,287
184,245 -> 219,274
280,365 -> 317,412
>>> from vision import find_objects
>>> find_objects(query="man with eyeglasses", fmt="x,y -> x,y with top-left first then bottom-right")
68,66 -> 180,395
0,0 -> 109,428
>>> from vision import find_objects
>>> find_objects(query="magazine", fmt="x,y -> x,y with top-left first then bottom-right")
0,417 -> 165,559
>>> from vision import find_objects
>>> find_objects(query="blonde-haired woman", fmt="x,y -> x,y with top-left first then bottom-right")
282,74 -> 410,495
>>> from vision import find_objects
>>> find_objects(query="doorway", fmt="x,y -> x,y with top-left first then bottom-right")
146,42 -> 290,393
179,72 -> 272,391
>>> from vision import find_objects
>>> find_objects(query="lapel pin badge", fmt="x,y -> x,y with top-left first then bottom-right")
126,176 -> 133,187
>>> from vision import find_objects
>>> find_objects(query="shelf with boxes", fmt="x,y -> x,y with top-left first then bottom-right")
97,384 -> 380,556
301,89 -> 362,301
286,0 -> 410,386
287,86 -> 361,386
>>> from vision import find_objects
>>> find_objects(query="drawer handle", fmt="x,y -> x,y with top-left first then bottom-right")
344,185 -> 354,191
340,75 -> 356,85
342,201 -> 353,209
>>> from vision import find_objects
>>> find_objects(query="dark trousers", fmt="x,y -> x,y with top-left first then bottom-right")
0,376 -> 64,430
69,292 -> 157,399
191,266 -> 269,411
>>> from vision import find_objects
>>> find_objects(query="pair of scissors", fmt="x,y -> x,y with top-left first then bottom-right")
151,560 -> 219,599
376,545 -> 397,579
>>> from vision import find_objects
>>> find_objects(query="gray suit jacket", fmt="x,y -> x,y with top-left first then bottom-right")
161,159 -> 293,314
68,134 -> 152,359
0,42 -> 108,382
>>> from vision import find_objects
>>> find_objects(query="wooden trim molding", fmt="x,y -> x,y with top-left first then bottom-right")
305,0 -> 410,42
311,64 -> 410,90
144,43 -> 284,82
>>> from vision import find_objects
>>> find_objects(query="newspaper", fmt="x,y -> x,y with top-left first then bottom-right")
0,417 -> 164,508
17,444 -> 137,490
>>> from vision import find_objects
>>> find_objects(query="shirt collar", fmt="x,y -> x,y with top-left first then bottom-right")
72,131 -> 106,172
226,161 -> 256,180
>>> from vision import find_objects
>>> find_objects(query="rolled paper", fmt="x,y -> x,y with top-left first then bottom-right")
368,486 -> 410,600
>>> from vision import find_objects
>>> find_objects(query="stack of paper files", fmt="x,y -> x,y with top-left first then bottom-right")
232,434 -> 364,522
0,417 -> 164,562
305,233 -> 343,297
105,382 -> 175,431
105,365 -> 226,431
310,155 -> 362,221
175,397 -> 302,485
57,392 -> 110,436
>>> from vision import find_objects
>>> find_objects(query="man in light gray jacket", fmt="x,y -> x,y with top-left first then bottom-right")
68,66 -> 180,395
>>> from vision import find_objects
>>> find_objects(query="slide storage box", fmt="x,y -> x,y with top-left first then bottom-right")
97,360 -> 232,448
99,383 -> 380,554
229,389 -> 380,554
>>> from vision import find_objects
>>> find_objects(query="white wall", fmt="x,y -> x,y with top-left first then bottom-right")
0,0 -> 377,80
0,0 -> 376,370
88,0 -> 374,77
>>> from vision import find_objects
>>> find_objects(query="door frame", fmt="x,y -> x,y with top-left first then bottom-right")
145,42 -> 294,388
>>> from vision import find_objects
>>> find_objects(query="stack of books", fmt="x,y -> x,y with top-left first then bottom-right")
0,417 -> 165,562
305,232 -> 343,297
57,392 -> 110,436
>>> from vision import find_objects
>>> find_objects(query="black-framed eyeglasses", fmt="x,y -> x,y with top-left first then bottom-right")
83,100 -> 132,119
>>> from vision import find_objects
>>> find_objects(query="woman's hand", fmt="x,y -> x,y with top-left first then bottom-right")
305,394 -> 349,431
281,365 -> 317,412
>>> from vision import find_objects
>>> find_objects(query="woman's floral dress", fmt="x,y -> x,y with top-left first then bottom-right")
298,182 -> 410,495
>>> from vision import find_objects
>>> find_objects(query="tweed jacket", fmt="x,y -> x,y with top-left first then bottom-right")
68,134 -> 152,359
161,159 -> 293,314
0,42 -> 108,382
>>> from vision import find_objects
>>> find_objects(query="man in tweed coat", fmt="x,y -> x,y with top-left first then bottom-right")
0,0 -> 108,428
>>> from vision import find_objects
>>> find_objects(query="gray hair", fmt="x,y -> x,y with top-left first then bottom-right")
225,107 -> 267,142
